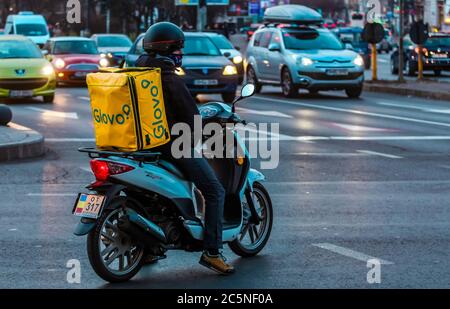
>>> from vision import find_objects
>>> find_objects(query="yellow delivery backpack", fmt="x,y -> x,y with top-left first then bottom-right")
86,67 -> 170,152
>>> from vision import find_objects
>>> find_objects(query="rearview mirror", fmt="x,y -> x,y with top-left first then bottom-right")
241,84 -> 255,98
224,52 -> 231,58
231,84 -> 255,112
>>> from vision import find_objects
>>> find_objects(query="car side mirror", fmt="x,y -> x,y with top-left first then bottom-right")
223,52 -> 231,58
268,43 -> 281,52
234,46 -> 241,51
345,43 -> 354,50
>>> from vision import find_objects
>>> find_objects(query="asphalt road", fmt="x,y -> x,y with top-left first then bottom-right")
1,85 -> 450,288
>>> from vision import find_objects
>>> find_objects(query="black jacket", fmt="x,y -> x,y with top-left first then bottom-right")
136,54 -> 199,154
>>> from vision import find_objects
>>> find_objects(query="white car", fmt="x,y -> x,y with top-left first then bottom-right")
3,12 -> 50,48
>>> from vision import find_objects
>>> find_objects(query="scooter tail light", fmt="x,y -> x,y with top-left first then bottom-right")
90,159 -> 134,181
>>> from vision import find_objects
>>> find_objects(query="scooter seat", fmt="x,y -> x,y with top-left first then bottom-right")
158,160 -> 186,179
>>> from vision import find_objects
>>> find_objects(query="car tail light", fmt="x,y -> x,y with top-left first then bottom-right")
90,159 -> 134,181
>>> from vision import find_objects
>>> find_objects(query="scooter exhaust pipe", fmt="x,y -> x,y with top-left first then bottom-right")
117,210 -> 167,244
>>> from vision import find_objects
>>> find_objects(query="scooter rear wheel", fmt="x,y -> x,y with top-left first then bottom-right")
229,182 -> 273,257
87,197 -> 145,283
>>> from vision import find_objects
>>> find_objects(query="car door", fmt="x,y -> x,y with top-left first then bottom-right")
266,31 -> 284,81
258,30 -> 274,80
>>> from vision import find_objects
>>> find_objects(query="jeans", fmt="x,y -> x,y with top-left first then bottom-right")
170,156 -> 226,250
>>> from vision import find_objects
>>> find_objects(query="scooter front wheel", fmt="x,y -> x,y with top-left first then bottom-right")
229,182 -> 273,257
87,197 -> 145,283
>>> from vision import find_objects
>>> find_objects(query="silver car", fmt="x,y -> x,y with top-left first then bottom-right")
245,25 -> 365,98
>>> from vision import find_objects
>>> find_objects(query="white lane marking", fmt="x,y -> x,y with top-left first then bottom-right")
80,166 -> 92,173
294,152 -> 368,157
27,193 -> 77,197
44,135 -> 450,143
357,150 -> 403,159
378,59 -> 389,63
237,107 -> 293,119
8,122 -> 32,131
256,96 -> 450,128
45,138 -> 95,142
379,102 -> 450,114
78,96 -> 90,101
26,107 -> 79,120
313,243 -> 394,265
8,228 -> 18,232
330,123 -> 396,132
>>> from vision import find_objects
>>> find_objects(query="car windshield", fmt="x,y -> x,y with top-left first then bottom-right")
183,36 -> 221,56
425,37 -> 450,48
16,23 -> 48,36
97,35 -> 132,48
339,32 -> 362,44
0,40 -> 42,59
134,36 -> 145,54
53,40 -> 98,54
283,29 -> 344,50
209,35 -> 234,49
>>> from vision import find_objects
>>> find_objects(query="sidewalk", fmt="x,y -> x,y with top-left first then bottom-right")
0,123 -> 45,162
364,79 -> 450,102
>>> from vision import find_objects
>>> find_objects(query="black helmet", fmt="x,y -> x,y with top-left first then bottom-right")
143,22 -> 185,55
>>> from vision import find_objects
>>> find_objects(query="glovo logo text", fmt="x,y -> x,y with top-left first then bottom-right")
141,79 -> 166,139
94,104 -> 131,125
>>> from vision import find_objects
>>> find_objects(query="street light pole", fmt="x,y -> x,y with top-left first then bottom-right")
398,0 -> 405,82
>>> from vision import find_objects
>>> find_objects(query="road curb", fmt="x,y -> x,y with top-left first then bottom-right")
0,123 -> 45,162
364,82 -> 450,102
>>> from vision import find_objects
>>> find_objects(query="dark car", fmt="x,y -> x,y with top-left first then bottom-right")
204,32 -> 244,83
91,34 -> 132,66
125,32 -> 238,102
333,27 -> 371,69
125,33 -> 144,67
390,33 -> 450,76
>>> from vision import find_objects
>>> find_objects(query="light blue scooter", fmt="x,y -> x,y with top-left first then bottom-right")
73,84 -> 273,282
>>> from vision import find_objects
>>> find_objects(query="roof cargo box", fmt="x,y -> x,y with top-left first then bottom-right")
263,5 -> 323,25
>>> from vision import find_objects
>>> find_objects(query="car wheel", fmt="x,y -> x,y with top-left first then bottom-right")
43,94 -> 55,103
434,70 -> 441,77
345,85 -> 363,98
246,66 -> 262,93
406,59 -> 416,76
281,68 -> 298,98
390,59 -> 398,74
221,92 -> 236,103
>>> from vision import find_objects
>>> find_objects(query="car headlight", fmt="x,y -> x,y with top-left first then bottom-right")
175,67 -> 185,76
99,58 -> 109,67
301,57 -> 314,66
54,58 -> 65,69
41,65 -> 54,76
354,55 -> 364,67
223,65 -> 238,75
232,55 -> 243,64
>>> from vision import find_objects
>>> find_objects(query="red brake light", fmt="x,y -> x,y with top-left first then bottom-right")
90,160 -> 134,181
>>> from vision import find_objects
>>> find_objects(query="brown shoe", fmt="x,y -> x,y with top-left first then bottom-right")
199,251 -> 235,275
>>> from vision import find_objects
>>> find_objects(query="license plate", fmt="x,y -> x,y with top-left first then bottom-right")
72,193 -> 106,219
432,53 -> 447,58
9,90 -> 33,97
326,69 -> 349,76
74,71 -> 89,78
194,79 -> 218,86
